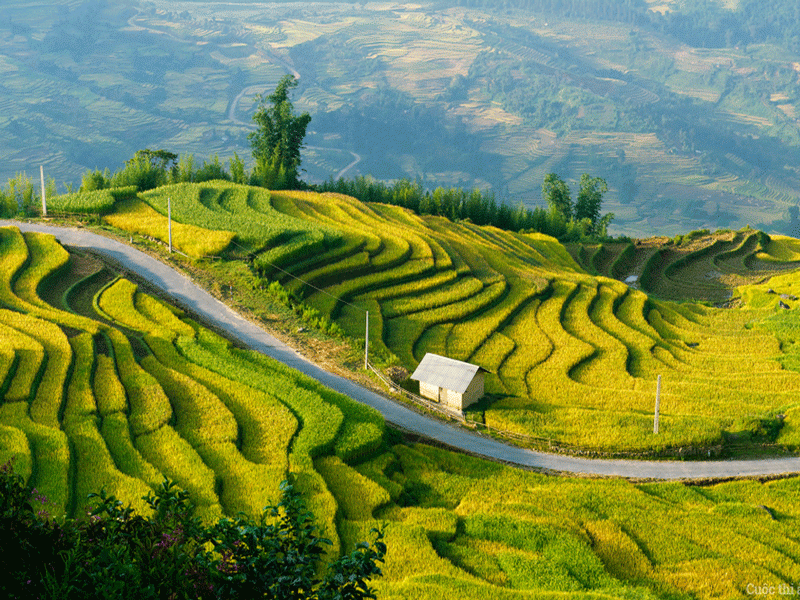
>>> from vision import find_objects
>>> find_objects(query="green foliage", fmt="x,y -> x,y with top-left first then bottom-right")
110,149 -> 178,191
318,172 -> 612,242
0,173 -> 40,217
249,75 -> 312,189
173,154 -> 232,184
685,228 -> 711,242
210,480 -> 385,600
318,177 -> 503,230
0,460 -> 66,600
542,172 -> 573,222
575,174 -> 608,235
80,168 -> 111,192
88,149 -> 241,198
229,152 -> 248,185
0,466 -> 386,600
541,172 -> 613,240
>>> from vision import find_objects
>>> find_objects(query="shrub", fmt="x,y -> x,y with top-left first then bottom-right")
0,464 -> 386,600
0,460 -> 68,600
194,155 -> 231,183
110,150 -> 177,191
80,168 -> 111,192
0,173 -> 38,216
685,228 -> 710,242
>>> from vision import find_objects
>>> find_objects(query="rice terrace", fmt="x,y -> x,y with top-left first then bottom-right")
125,181 -> 800,456
2,178 -> 800,598
4,0 -> 800,596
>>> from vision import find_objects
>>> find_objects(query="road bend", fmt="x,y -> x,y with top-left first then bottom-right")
5,220 -> 800,481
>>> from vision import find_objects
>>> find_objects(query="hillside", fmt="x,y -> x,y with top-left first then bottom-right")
67,181 -> 799,457
4,0 -> 800,236
6,1 -> 800,594
1,222 -> 800,599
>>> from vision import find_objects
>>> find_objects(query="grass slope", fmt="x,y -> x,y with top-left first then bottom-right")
5,1 -> 800,237
1,223 -> 799,600
115,184 -> 800,455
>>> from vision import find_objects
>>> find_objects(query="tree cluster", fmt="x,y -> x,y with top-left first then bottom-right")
75,75 -> 311,193
56,76 -> 615,243
0,172 -> 57,218
317,172 -> 614,242
542,173 -> 614,238
0,462 -> 385,600
79,149 -> 249,193
249,75 -> 312,190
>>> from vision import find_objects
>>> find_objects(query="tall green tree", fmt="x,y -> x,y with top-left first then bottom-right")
249,75 -> 312,189
542,173 -> 572,222
575,173 -> 608,234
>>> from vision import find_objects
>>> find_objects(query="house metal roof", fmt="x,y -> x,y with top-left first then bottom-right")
410,353 -> 485,394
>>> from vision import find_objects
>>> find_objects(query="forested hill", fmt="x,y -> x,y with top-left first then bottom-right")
449,0 -> 800,50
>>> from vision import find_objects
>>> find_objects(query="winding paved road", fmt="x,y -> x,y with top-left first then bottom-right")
6,220 -> 800,481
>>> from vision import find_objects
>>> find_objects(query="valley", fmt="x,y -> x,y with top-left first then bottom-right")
3,0 -> 800,236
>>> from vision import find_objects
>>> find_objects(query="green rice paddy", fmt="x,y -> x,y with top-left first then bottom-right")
130,185 -> 800,455
2,197 -> 800,597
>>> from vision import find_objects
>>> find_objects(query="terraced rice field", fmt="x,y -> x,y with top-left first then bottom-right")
102,197 -> 236,257
356,443 -> 800,600
2,222 -> 800,600
0,225 -> 383,533
131,185 -> 800,454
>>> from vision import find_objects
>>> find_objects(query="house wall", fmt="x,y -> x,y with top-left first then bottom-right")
460,372 -> 484,409
419,381 -> 440,402
442,388 -> 462,410
418,372 -> 485,410
440,373 -> 484,410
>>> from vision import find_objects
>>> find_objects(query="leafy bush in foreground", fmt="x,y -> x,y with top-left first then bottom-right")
0,462 -> 385,600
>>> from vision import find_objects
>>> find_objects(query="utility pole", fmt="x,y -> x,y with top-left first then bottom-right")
40,165 -> 47,217
364,310 -> 369,369
167,196 -> 173,253
654,374 -> 661,434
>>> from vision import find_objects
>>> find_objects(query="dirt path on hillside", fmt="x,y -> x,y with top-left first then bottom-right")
4,220 -> 800,481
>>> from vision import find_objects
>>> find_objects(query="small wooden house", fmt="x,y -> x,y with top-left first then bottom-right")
410,353 -> 486,411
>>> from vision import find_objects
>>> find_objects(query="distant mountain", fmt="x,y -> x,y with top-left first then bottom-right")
2,0 -> 800,236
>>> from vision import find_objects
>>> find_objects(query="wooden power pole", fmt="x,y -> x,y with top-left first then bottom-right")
168,196 -> 173,253
654,374 -> 661,434
40,165 -> 47,217
364,310 -> 369,369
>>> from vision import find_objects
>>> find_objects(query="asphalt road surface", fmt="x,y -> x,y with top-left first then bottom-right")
5,220 -> 800,480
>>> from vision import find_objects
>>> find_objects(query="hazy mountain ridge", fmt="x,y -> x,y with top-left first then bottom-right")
3,0 -> 800,237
